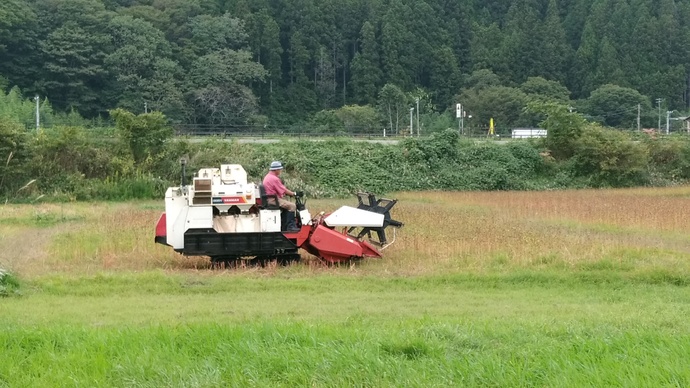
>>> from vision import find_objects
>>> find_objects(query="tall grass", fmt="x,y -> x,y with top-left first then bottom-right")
1,187 -> 689,278
387,187 -> 690,277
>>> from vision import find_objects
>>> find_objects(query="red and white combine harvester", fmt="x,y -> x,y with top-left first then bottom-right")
154,163 -> 403,265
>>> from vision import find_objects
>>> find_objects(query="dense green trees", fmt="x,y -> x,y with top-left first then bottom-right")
0,0 -> 39,92
350,22 -> 382,106
378,83 -> 408,134
585,84 -> 651,128
2,0 -> 690,131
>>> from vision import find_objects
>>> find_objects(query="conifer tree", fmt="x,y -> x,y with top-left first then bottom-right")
350,21 -> 382,105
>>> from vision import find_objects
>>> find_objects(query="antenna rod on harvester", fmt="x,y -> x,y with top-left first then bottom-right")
180,156 -> 188,187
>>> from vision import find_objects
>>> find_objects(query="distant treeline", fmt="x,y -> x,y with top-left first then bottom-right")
2,0 -> 690,133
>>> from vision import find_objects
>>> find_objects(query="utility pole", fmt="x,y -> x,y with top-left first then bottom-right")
637,104 -> 641,131
34,95 -> 40,130
456,103 -> 465,135
144,102 -> 148,114
409,107 -> 414,136
656,98 -> 663,132
415,98 -> 420,137
666,110 -> 672,134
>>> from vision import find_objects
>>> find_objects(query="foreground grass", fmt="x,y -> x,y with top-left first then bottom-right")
2,272 -> 690,387
1,187 -> 690,386
3,322 -> 688,387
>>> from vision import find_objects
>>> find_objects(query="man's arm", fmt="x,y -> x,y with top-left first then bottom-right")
275,180 -> 293,197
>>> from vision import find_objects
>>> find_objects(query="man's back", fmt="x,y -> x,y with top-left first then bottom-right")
263,173 -> 286,198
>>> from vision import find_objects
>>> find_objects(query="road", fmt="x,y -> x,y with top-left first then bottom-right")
184,137 -> 402,145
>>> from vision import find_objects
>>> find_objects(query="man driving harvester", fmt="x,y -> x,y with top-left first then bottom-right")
262,161 -> 301,232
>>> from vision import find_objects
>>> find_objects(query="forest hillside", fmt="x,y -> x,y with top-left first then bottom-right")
2,0 -> 690,133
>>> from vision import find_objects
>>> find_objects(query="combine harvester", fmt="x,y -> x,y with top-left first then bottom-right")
154,162 -> 403,266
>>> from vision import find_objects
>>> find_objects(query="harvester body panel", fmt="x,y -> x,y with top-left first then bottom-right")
324,206 -> 384,228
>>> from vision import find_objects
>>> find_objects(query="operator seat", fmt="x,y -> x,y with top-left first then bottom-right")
259,184 -> 289,230
258,184 -> 280,210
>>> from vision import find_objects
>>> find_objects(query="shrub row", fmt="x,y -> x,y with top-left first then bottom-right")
2,116 -> 690,201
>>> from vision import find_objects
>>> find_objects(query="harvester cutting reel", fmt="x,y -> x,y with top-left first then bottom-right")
347,192 -> 404,249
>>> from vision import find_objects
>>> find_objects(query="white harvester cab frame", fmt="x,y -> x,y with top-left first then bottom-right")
163,164 -> 311,250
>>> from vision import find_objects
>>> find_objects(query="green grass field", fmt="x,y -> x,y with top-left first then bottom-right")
1,188 -> 690,386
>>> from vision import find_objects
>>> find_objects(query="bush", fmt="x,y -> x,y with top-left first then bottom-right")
27,126 -> 133,194
401,129 -> 460,169
531,102 -> 586,161
334,105 -> 380,135
0,118 -> 30,196
72,174 -> 169,201
307,110 -> 345,135
0,270 -> 21,297
111,109 -> 173,164
644,136 -> 690,181
571,125 -> 650,187
504,141 -> 546,174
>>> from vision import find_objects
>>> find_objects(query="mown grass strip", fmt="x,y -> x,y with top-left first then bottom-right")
21,269 -> 690,297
